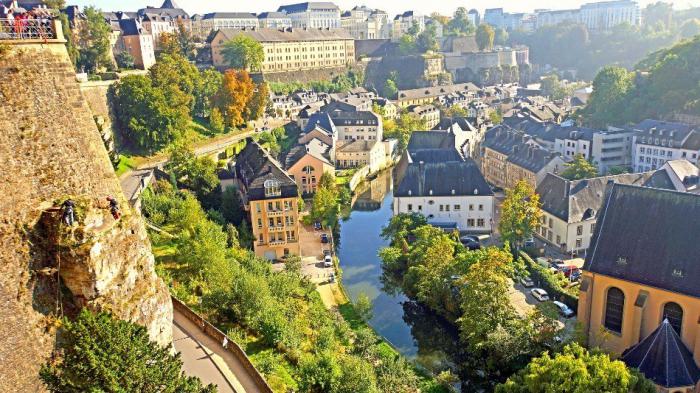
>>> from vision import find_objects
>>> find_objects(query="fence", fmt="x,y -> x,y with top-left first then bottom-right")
0,18 -> 56,40
171,297 -> 274,393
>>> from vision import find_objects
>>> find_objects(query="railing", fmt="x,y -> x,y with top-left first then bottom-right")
0,18 -> 56,40
171,297 -> 274,393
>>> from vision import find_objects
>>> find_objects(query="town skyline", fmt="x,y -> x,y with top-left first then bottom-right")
68,0 -> 692,19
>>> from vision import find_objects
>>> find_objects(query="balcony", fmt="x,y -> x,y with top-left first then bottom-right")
267,210 -> 284,217
267,226 -> 285,233
0,19 -> 63,42
269,239 -> 287,246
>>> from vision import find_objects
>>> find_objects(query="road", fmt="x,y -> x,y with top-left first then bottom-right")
173,308 -> 265,393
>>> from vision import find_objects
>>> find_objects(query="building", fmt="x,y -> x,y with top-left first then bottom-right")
277,2 -> 341,29
407,104 -> 440,129
210,27 -> 355,73
232,140 -> 301,260
115,18 -> 156,69
579,0 -> 641,30
632,119 -> 700,173
392,11 -> 424,40
330,111 -> 383,141
396,83 -> 479,108
372,98 -> 397,119
577,184 -> 700,391
197,12 -> 259,38
136,0 -> 190,48
535,172 -> 654,254
434,117 -> 487,159
341,6 -> 387,40
481,127 -> 565,190
258,12 -> 293,29
335,139 -> 386,172
282,138 -> 334,195
648,159 -> 700,194
394,145 -> 494,233
483,8 -> 536,32
535,8 -> 580,28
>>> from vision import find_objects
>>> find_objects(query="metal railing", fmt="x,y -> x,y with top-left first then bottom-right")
0,18 -> 56,40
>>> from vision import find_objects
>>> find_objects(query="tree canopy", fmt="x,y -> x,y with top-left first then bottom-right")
476,24 -> 495,51
75,6 -> 113,73
560,154 -> 599,180
40,309 -> 215,393
446,7 -> 476,36
498,180 -> 542,246
221,35 -> 265,71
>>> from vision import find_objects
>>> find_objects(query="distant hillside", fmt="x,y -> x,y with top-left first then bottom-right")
581,35 -> 700,128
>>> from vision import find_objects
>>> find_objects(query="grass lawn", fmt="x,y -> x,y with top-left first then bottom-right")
114,155 -> 137,177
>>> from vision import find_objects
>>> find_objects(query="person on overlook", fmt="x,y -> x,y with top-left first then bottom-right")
62,199 -> 76,226
107,196 -> 121,220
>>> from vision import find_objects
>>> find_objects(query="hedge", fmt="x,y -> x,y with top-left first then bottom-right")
519,251 -> 579,311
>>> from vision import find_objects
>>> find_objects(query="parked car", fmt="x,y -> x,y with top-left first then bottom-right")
320,233 -> 329,243
523,237 -> 536,248
313,221 -> 322,230
561,265 -> 581,279
460,235 -> 481,250
552,301 -> 575,318
520,276 -> 534,287
530,288 -> 549,302
323,254 -> 333,267
323,249 -> 332,257
329,273 -> 335,283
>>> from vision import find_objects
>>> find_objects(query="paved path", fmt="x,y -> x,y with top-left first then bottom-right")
173,309 -> 264,393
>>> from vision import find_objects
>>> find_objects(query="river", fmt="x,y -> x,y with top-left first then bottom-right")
337,170 -> 461,375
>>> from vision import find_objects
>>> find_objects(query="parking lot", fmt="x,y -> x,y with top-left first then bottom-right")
298,220 -> 335,284
509,281 -> 578,337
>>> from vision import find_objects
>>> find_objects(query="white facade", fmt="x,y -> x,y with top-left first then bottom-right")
279,3 -> 341,29
579,0 -> 640,30
537,211 -> 598,254
200,14 -> 259,33
394,195 -> 495,233
258,13 -> 293,28
341,8 -> 388,40
391,12 -> 425,40
535,9 -> 580,29
633,143 -> 700,173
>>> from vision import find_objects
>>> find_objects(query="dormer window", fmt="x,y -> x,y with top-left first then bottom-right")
264,179 -> 282,197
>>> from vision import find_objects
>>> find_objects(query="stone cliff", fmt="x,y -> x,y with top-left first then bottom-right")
0,42 -> 172,391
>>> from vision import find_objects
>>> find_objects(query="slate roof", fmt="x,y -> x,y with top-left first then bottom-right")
304,112 -> 335,134
407,131 -> 456,151
397,83 -> 479,101
118,19 -> 147,36
584,183 -> 700,299
536,172 -> 656,222
435,117 -> 478,132
258,12 -> 288,19
216,27 -> 352,42
507,144 -> 561,174
621,319 -> 700,388
632,119 -> 697,148
336,139 -> 378,152
202,12 -> 257,20
395,159 -> 493,198
277,2 -> 340,13
234,139 -> 298,201
509,119 -> 597,143
663,160 -> 700,193
329,111 -> 380,126
283,138 -> 332,169
408,148 -> 463,164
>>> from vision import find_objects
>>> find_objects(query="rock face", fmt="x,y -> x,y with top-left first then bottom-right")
0,42 -> 172,391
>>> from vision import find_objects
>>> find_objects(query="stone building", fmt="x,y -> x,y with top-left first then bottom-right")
578,184 -> 700,392
233,140 -> 302,260
210,27 -> 355,73
115,18 -> 156,69
277,1 -> 341,29
258,11 -> 293,28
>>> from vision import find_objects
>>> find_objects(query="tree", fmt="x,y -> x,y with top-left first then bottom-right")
447,7 -> 475,36
495,28 -> 509,46
221,35 -> 265,71
476,24 -> 495,51
157,21 -> 195,59
220,185 -> 245,225
149,53 -> 201,106
76,6 -> 113,73
310,172 -> 340,227
166,142 -> 220,200
561,154 -> 599,180
583,66 -> 634,127
416,23 -> 440,53
246,82 -> 269,121
385,113 -> 429,152
209,108 -> 225,133
40,309 -> 215,393
383,78 -> 398,99
115,51 -> 135,70
195,68 -> 223,119
498,180 -> 542,246
215,69 -> 255,127
354,293 -> 374,322
111,75 -> 190,153
643,2 -> 673,30
495,343 -> 656,393
398,34 -> 417,55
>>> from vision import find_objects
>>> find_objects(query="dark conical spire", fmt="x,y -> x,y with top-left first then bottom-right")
621,319 -> 700,388
160,0 -> 180,9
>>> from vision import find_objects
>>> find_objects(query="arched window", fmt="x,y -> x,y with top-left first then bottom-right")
662,302 -> 683,335
604,287 -> 625,333
264,179 -> 281,197
302,165 -> 315,174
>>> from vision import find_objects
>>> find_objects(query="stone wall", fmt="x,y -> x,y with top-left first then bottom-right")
261,64 -> 366,84
0,42 -> 172,392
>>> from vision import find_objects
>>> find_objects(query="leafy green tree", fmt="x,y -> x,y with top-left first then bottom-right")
499,180 -> 542,246
398,34 -> 417,55
495,28 -> 509,46
195,68 -> 223,119
76,6 -> 113,73
40,309 -> 215,393
561,154 -> 599,180
115,51 -> 135,70
383,78 -> 399,99
166,142 -> 220,200
381,213 -> 428,245
149,53 -> 201,106
385,113 -> 429,152
310,172 -> 341,227
333,355 -> 379,393
416,23 -> 440,53
354,293 -> 374,322
111,75 -> 190,153
225,223 -> 240,248
643,1 -> 673,30
209,108 -> 225,133
495,343 -> 656,393
222,35 -> 265,71
447,7 -> 475,36
476,24 -> 495,51
583,66 -> 634,127
607,165 -> 630,175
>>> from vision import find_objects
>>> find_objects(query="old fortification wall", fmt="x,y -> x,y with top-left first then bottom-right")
0,42 -> 172,391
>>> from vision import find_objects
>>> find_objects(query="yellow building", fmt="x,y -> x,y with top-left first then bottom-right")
233,140 -> 301,260
578,184 -> 700,392
210,27 -> 355,73
282,138 -> 334,195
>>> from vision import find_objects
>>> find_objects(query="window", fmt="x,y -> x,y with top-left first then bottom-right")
264,179 -> 282,197
662,302 -> 683,334
548,218 -> 553,228
604,287 -> 625,333
268,202 -> 273,211
257,218 -> 262,228
467,219 -> 475,227
478,204 -> 484,211
477,219 -> 485,227
454,204 -> 461,211
556,235 -> 561,244
407,204 -> 413,211
591,223 -> 596,233
576,238 -> 582,248
469,204 -> 474,211
577,225 -> 583,236
439,205 -> 444,212
256,203 -> 261,213
445,205 -> 450,212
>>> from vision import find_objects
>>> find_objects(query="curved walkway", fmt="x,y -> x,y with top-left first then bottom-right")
173,308 -> 265,393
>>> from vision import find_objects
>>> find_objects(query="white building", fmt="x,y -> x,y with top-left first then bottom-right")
394,159 -> 495,233
341,6 -> 388,40
392,11 -> 424,40
650,159 -> 700,194
535,9 -> 580,29
198,12 -> 259,36
278,2 -> 341,29
257,12 -> 293,28
631,120 -> 700,173
329,111 -> 383,142
579,0 -> 640,30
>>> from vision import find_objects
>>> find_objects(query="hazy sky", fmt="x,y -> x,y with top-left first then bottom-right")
70,0 -> 696,18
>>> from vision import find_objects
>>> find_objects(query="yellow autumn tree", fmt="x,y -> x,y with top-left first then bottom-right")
498,180 -> 542,246
215,69 -> 254,127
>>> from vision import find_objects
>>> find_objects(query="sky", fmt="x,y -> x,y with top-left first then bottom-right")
69,0 -> 697,18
